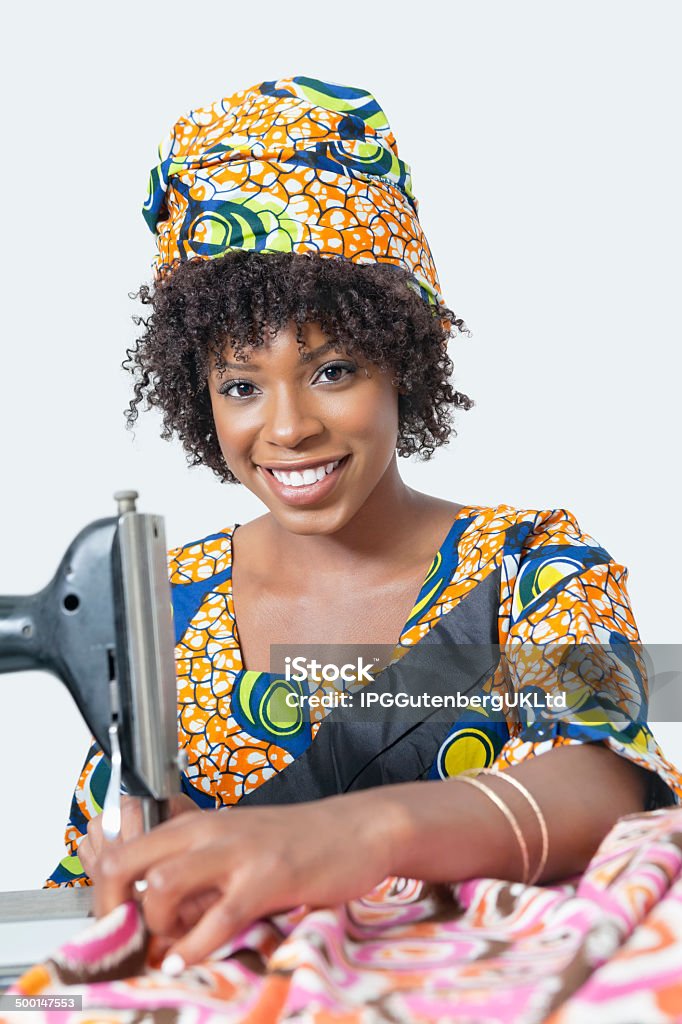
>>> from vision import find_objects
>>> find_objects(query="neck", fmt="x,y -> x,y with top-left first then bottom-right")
259,458 -> 429,576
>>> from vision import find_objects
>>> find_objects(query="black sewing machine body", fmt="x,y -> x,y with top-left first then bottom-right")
0,493 -> 181,827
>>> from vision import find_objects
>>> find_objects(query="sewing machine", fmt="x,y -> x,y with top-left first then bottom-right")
0,491 -> 182,986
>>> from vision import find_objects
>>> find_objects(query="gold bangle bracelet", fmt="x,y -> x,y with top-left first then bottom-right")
456,775 -> 530,884
465,769 -> 549,885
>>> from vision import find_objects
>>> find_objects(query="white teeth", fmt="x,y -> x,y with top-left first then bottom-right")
271,459 -> 342,487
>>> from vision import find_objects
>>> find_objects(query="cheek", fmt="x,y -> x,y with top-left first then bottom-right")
346,381 -> 399,442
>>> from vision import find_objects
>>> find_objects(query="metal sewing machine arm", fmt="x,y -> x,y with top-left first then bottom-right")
0,491 -> 181,836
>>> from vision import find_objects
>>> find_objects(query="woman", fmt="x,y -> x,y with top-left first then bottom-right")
38,76 -> 682,1018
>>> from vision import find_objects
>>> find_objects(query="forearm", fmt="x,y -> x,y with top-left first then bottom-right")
369,743 -> 649,884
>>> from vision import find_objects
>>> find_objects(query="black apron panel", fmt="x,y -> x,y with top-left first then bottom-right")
240,565 -> 502,806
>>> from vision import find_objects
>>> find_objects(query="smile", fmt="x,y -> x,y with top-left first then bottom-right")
257,455 -> 350,506
271,459 -> 341,487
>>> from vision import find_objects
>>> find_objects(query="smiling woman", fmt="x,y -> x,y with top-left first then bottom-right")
30,75 -> 682,1023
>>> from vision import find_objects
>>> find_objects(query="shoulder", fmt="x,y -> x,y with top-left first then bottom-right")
167,526 -> 237,585
454,506 -> 619,606
457,504 -> 607,554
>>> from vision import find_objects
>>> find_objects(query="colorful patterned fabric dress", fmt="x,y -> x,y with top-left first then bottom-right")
47,505 -> 682,888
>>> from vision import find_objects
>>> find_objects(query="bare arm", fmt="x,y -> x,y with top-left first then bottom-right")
379,742 -> 649,884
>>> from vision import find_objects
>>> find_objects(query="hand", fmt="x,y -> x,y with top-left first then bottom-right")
78,793 -> 199,879
93,791 -> 400,969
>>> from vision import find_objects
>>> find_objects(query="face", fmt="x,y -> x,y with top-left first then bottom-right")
207,322 -> 401,535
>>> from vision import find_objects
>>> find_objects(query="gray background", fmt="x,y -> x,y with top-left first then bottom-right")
1,0 -> 680,889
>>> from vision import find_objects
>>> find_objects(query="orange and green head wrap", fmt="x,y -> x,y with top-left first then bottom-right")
143,75 -> 445,308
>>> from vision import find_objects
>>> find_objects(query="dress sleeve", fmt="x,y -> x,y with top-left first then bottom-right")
44,741 -> 110,888
493,508 -> 682,808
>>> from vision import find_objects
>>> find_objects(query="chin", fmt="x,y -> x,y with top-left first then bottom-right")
272,504 -> 354,536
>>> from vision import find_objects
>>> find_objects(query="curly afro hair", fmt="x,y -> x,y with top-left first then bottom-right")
124,250 -> 473,484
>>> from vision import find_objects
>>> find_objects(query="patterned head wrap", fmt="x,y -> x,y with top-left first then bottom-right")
143,76 -> 445,308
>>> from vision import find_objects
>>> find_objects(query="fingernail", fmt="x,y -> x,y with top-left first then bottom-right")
160,953 -> 185,977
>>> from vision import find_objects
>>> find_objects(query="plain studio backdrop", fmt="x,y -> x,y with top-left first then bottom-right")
0,1 -> 680,890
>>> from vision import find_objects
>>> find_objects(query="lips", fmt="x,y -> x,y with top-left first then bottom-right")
257,455 -> 350,507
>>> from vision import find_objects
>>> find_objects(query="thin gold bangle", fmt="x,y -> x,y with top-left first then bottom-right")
456,775 -> 530,884
465,769 -> 549,885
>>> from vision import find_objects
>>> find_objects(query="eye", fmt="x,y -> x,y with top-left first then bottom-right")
219,380 -> 259,399
313,361 -> 357,384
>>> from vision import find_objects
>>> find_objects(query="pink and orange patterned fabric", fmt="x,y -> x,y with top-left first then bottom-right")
12,806 -> 682,1023
142,76 -> 445,308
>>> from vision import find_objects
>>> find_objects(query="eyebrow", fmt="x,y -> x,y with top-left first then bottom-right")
219,340 -> 343,371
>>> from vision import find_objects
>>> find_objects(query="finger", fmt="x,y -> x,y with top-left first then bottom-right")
169,794 -> 201,817
82,811 -> 116,872
84,797 -> 141,868
159,866 -> 301,972
94,814 -> 207,917
85,815 -> 103,857
143,888 -> 221,942
141,848 -> 231,936
160,894 -> 250,974
147,934 -> 175,970
77,836 -> 93,878
176,889 -> 222,934
120,797 -> 144,843
83,815 -> 123,876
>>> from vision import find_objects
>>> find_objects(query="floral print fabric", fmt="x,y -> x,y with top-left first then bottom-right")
142,75 -> 445,308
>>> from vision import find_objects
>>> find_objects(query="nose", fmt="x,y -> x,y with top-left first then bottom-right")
260,385 -> 325,449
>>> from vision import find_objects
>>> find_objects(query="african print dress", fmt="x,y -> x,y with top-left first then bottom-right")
47,504 -> 682,887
